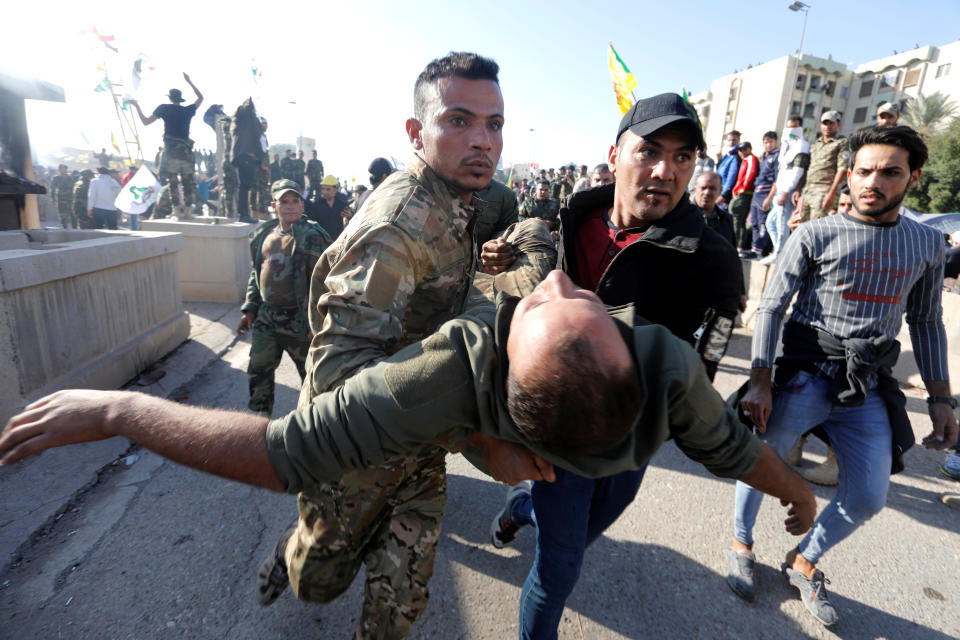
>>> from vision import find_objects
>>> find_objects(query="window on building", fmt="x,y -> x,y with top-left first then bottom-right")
729,86 -> 738,100
879,70 -> 899,89
903,68 -> 921,88
791,101 -> 801,115
824,80 -> 836,96
795,74 -> 806,89
937,63 -> 951,78
841,86 -> 850,99
803,102 -> 816,117
853,107 -> 868,123
809,75 -> 822,90
859,78 -> 875,97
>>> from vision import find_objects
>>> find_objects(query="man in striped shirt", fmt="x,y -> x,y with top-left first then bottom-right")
727,125 -> 958,626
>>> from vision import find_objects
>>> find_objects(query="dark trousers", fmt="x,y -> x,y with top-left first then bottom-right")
729,193 -> 753,251
749,190 -> 772,255
92,207 -> 118,230
234,155 -> 259,220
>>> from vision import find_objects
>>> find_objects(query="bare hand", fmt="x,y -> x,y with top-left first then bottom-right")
127,98 -> 138,106
480,238 -> 515,275
781,490 -> 816,535
787,207 -> 804,232
0,390 -> 122,465
475,435 -> 555,484
777,192 -> 787,206
761,197 -> 773,212
922,403 -> 959,450
740,384 -> 772,432
182,72 -> 192,83
236,311 -> 256,336
821,192 -> 836,211
791,191 -> 801,208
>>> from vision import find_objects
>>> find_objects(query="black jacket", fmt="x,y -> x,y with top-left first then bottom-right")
558,183 -> 743,380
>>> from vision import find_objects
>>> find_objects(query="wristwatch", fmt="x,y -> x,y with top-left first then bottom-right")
926,395 -> 958,409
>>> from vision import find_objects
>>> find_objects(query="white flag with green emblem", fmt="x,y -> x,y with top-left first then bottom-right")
114,166 -> 162,214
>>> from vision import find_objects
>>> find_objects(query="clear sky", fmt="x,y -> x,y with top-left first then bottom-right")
4,0 -> 959,184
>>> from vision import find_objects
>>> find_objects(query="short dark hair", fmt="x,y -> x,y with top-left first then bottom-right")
413,52 -> 499,121
839,183 -> 850,196
727,130 -> 741,138
536,178 -> 551,186
592,163 -> 609,174
763,130 -> 777,141
506,334 -> 641,455
849,125 -> 928,172
787,116 -> 803,126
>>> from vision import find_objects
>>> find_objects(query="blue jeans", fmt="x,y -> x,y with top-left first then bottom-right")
92,207 -> 118,230
128,213 -> 141,230
765,198 -> 793,256
749,190 -> 772,254
733,371 -> 891,564
513,467 -> 646,640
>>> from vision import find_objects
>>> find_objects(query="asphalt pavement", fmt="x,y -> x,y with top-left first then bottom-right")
0,303 -> 958,639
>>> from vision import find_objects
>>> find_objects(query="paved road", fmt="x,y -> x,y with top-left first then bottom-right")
1,307 -> 958,639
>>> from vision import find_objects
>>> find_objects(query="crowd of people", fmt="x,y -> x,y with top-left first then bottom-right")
4,53 -> 958,640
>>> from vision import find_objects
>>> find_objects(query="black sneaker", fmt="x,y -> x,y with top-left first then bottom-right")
489,482 -> 531,549
782,564 -> 839,626
256,523 -> 296,606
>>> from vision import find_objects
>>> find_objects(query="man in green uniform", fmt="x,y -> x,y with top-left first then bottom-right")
306,150 -> 325,201
797,110 -> 849,222
50,164 -> 76,229
72,170 -> 94,229
475,178 -> 519,244
291,150 -> 306,190
217,113 -> 238,218
256,52 -> 508,639
518,179 -> 560,230
269,154 -> 282,182
236,179 -> 331,415
280,150 -> 295,182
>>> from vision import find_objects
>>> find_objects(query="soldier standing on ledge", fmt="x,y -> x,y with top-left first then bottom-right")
129,73 -> 203,218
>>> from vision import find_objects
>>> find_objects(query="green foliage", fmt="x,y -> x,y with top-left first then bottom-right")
905,119 -> 960,213
901,92 -> 959,138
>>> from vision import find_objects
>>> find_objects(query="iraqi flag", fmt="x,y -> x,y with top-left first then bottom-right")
115,166 -> 162,214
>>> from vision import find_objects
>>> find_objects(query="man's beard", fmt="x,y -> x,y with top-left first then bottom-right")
851,184 -> 908,219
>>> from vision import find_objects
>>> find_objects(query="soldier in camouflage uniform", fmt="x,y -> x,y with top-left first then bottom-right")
218,114 -> 238,218
305,150 -> 324,201
50,164 -> 76,228
555,165 -> 575,203
519,179 -> 560,230
255,52 -> 506,639
252,160 -> 271,217
291,150 -> 306,190
72,170 -> 95,229
799,110 -> 849,222
280,150 -> 295,181
237,179 -> 331,415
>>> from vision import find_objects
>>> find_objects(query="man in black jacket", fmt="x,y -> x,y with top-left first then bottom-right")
693,171 -> 736,247
484,93 -> 743,638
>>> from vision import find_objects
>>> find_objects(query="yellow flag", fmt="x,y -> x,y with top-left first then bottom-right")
608,44 -> 637,114
111,131 -> 122,155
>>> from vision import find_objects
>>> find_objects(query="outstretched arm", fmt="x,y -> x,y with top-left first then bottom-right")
740,443 -> 816,535
0,390 -> 284,491
183,72 -> 203,107
127,100 -> 157,126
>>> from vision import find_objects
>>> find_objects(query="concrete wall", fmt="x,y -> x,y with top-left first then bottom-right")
741,260 -> 960,389
0,229 -> 190,424
140,218 -> 256,303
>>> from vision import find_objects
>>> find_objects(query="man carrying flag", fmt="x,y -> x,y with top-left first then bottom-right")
129,72 -> 203,218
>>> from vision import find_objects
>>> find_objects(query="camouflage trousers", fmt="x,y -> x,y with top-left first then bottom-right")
252,163 -> 271,215
152,185 -> 173,219
221,161 -> 238,217
800,185 -> 833,222
285,448 -> 447,640
58,201 -> 76,229
159,136 -> 197,207
247,305 -> 309,415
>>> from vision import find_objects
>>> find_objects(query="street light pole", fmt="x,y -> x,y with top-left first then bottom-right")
784,2 -> 811,134
288,100 -> 301,152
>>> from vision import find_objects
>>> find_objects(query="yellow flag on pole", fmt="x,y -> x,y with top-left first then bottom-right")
608,43 -> 637,115
111,131 -> 122,155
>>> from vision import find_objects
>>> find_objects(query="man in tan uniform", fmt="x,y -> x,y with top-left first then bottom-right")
797,110 -> 849,221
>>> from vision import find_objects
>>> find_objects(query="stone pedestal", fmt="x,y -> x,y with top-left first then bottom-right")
0,229 -> 190,424
141,218 -> 258,303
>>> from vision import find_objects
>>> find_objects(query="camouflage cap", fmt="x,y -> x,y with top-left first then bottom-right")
271,179 -> 302,200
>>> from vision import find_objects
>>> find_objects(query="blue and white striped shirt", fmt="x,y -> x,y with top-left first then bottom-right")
752,213 -> 948,383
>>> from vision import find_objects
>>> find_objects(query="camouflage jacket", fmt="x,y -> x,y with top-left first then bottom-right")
291,159 -> 306,180
306,158 -> 324,180
280,157 -> 294,180
519,197 -> 560,229
72,178 -> 92,216
806,136 -> 850,187
300,154 -> 485,405
50,174 -> 75,209
242,217 -> 332,318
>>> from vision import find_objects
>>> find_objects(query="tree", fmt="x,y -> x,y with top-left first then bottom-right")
904,119 -> 960,213
901,91 -> 959,138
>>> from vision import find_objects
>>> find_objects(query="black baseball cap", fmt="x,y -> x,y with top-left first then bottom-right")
616,92 -> 705,150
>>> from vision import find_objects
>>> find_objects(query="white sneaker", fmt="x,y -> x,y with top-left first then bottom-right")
758,254 -> 777,265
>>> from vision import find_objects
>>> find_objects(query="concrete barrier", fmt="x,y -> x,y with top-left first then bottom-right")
0,229 -> 190,424
741,260 -> 960,390
140,218 -> 257,303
